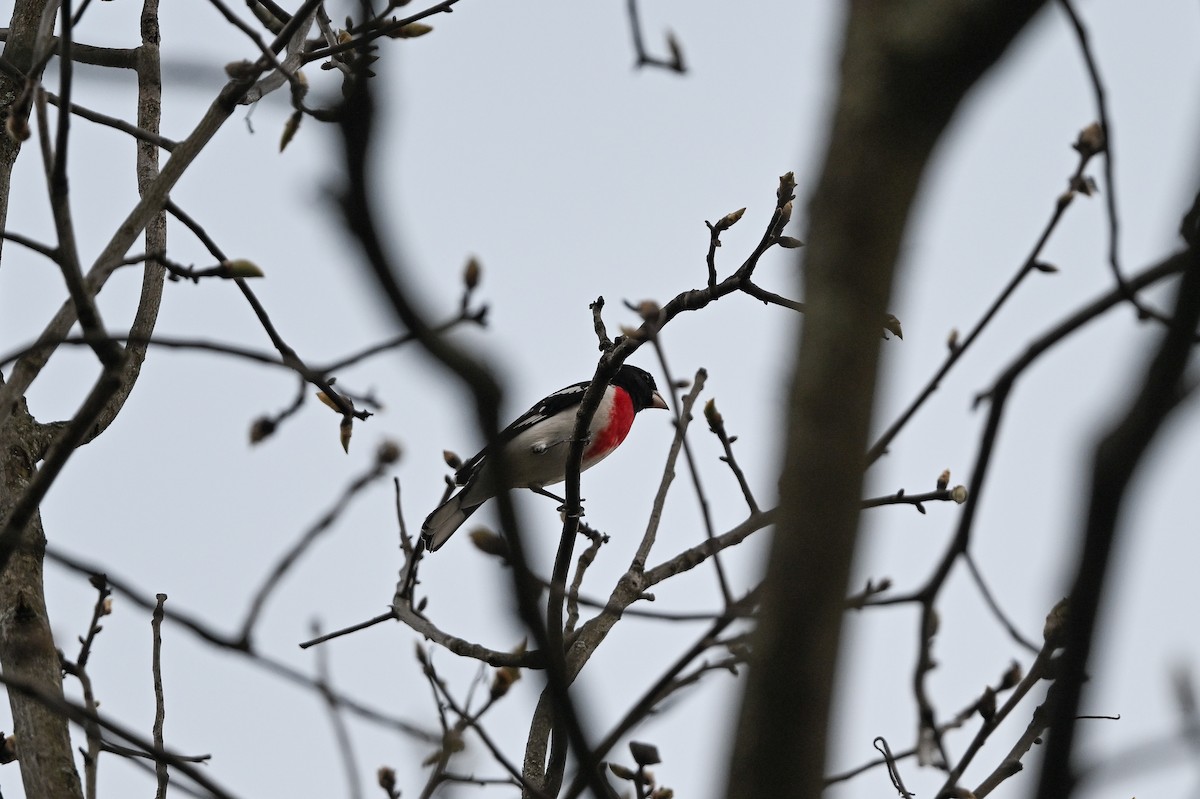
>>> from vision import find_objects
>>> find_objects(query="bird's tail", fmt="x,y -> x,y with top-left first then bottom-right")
422,491 -> 480,552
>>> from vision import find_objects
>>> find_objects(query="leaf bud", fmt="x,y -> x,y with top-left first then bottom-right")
316,391 -> 340,411
923,608 -> 940,641
703,398 -> 723,432
609,763 -> 636,781
999,660 -> 1023,689
629,741 -> 661,766
391,22 -> 433,38
618,324 -> 645,341
1043,597 -> 1070,647
777,201 -> 793,228
936,469 -> 950,491
1072,121 -> 1106,158
5,113 -> 30,143
977,685 -> 997,722
414,642 -> 430,668
714,207 -> 746,232
469,528 -> 509,560
376,440 -> 402,465
249,416 -> 276,444
882,314 -> 903,340
279,111 -> 301,152
463,256 -> 481,290
777,171 -> 796,202
222,258 -> 264,278
0,734 -> 15,765
490,664 -> 521,699
224,59 -> 257,80
634,299 -> 662,323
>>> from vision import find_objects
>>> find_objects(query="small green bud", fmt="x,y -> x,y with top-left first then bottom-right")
222,259 -> 264,278
469,528 -> 508,560
279,111 -> 301,152
704,398 -> 722,432
391,21 -> 433,38
714,207 -> 746,232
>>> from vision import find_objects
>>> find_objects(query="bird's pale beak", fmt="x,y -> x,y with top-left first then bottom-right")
650,391 -> 668,410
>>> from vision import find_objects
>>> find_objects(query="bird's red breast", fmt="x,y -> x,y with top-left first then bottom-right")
583,386 -> 635,464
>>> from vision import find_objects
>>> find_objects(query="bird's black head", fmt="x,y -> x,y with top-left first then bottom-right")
612,365 -> 669,412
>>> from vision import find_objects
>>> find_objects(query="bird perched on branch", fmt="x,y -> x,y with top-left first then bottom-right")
422,365 -> 668,551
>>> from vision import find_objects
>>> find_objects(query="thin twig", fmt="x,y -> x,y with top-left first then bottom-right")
703,398 -> 759,514
866,137 -> 1101,465
152,594 -> 169,799
623,0 -> 685,72
42,543 -> 436,741
239,452 -> 395,644
312,620 -> 364,799
649,342 -> 732,606
962,550 -> 1040,654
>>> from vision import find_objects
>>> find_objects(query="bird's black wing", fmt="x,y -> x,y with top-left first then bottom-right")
453,380 -> 589,485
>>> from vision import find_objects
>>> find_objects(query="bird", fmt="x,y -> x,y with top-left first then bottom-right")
422,364 -> 669,551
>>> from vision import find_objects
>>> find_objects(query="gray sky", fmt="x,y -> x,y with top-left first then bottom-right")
3,1 -> 1200,797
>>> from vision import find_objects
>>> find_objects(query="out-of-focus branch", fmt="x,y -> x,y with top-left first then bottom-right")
726,4 -> 1048,799
333,55 -> 605,799
624,0 -> 684,73
1034,195 -> 1200,799
311,620 -> 364,799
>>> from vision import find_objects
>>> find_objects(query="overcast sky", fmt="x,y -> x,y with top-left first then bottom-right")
3,1 -> 1200,798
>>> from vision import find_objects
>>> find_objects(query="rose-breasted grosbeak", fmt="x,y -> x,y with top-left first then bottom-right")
422,364 -> 668,551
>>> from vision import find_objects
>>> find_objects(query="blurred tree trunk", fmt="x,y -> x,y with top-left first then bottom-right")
726,3 -> 1047,797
